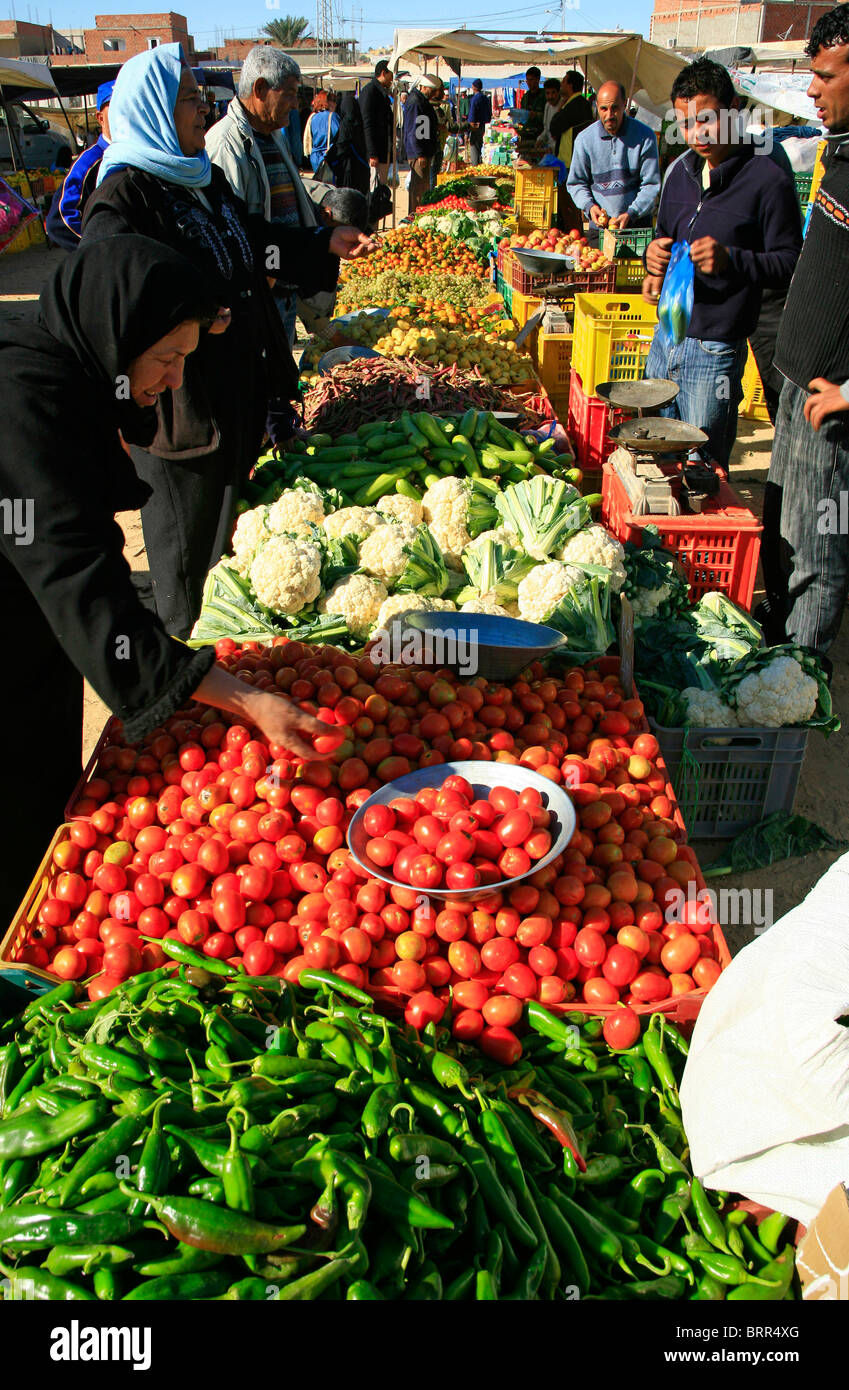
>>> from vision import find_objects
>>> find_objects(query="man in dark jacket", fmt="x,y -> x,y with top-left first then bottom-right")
550,71 -> 594,233
46,80 -> 114,249
467,78 -> 491,166
360,59 -> 394,184
403,75 -> 439,213
763,5 -> 849,661
520,66 -> 547,141
643,58 -> 801,471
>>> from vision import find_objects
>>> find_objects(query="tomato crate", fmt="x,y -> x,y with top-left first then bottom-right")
572,293 -> 657,394
602,225 -> 653,261
602,462 -> 762,607
739,346 -> 770,422
0,824 -> 74,1002
567,368 -> 625,469
64,716 -> 120,820
498,244 -> 616,298
650,721 -> 809,840
513,166 -> 556,228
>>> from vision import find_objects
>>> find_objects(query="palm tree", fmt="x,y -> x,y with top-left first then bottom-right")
261,16 -> 312,46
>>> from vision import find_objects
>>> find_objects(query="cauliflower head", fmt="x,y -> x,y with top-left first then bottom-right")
422,476 -> 472,571
359,522 -> 419,583
560,525 -> 627,592
376,494 -> 424,526
682,688 -> 739,728
249,535 -> 322,614
319,573 -> 387,638
375,593 -> 457,630
460,597 -> 514,618
517,561 -> 583,625
733,655 -> 818,728
630,586 -> 670,621
231,505 -> 272,576
472,526 -> 520,548
266,488 -> 326,536
323,506 -> 381,542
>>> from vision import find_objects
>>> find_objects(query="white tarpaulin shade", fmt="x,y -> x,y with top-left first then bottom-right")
390,29 -> 686,107
298,63 -> 374,90
729,68 -> 821,124
0,55 -> 58,97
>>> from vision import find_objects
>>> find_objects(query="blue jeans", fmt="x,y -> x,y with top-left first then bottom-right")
644,331 -> 748,471
765,376 -> 849,658
274,291 -> 298,348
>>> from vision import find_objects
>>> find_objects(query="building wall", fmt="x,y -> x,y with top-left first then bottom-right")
0,20 -> 56,57
83,12 -> 193,63
650,0 -> 834,47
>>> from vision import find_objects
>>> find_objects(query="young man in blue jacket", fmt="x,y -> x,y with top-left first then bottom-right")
642,59 -> 801,470
46,81 -> 114,250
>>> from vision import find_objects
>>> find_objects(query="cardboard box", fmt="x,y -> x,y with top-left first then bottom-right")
796,1184 -> 849,1299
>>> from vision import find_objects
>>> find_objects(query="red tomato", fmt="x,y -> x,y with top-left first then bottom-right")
447,940 -> 481,979
177,910 -> 209,946
603,1005 -> 641,1050
582,976 -> 620,1005
212,889 -> 246,934
631,969 -> 672,1003
574,928 -> 607,966
54,873 -> 88,909
445,862 -> 480,891
102,942 -> 142,981
404,991 -> 445,1029
602,943 -> 640,987
496,809 -> 533,847
453,1008 -> 485,1041
409,854 -> 443,890
51,946 -> 87,980
489,786 -> 518,814
170,863 -> 208,900
693,957 -> 722,989
660,932 -> 700,974
500,961 -> 537,999
479,1025 -> 522,1065
482,994 -> 522,1028
243,940 -> 275,976
498,847 -> 532,879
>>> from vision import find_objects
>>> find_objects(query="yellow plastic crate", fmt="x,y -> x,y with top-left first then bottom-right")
614,259 -> 646,290
572,293 -> 657,395
739,347 -> 770,422
514,166 -> 556,230
535,330 -> 574,398
511,287 -> 543,330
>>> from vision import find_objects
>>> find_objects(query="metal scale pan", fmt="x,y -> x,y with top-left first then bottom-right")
595,378 -> 680,414
607,417 -> 709,454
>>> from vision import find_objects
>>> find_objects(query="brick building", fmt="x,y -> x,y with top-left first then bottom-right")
82,12 -> 194,64
649,1 -> 834,49
0,18 -> 77,57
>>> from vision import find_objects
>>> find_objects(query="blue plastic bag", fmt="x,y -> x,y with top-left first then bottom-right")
538,154 -> 568,185
657,240 -> 695,347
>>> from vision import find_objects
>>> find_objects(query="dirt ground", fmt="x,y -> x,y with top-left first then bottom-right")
2,238 -> 845,957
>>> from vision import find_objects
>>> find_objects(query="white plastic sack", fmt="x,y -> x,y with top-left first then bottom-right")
680,850 -> 849,1226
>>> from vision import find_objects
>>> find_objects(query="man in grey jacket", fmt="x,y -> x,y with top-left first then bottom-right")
206,46 -> 328,345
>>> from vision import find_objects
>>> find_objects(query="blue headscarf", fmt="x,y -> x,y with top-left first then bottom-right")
97,43 -> 211,189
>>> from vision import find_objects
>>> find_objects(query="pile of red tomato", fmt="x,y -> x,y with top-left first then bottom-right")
15,639 -> 723,1061
362,779 -> 555,891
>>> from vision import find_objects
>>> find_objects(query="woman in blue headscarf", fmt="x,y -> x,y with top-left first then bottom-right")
82,44 -> 373,639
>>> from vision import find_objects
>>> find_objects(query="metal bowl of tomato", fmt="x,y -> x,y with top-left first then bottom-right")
347,760 -> 576,903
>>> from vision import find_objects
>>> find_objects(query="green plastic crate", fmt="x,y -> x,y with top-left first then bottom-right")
794,172 -> 813,207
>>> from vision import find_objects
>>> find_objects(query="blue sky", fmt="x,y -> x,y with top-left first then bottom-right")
21,2 -> 655,54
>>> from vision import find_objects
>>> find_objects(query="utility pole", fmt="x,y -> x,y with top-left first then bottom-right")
316,0 -> 333,66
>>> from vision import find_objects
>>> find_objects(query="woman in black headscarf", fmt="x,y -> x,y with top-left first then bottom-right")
329,91 -> 371,197
0,236 -> 332,929
81,44 -> 373,640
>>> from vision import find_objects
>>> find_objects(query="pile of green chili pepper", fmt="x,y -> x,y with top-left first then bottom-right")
0,959 -> 800,1301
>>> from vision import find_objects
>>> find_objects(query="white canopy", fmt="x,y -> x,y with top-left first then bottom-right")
0,55 -> 58,98
390,29 -> 686,107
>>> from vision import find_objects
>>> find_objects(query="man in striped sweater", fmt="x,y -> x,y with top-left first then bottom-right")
764,5 -> 849,662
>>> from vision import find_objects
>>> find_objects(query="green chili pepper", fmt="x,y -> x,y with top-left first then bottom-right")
477,1108 -> 560,1296
403,1080 -> 466,1138
253,1053 -> 338,1079
690,1178 -> 732,1254
461,1137 -> 535,1248
44,1243 -> 135,1278
59,1114 -> 146,1208
631,1232 -> 694,1282
601,1275 -> 687,1300
222,1118 -> 254,1216
389,1132 -> 462,1166
0,1098 -> 107,1162
141,937 -> 237,977
297,969 -> 373,1006
535,1190 -> 590,1297
3,1055 -> 45,1114
0,1206 -> 142,1253
693,1251 -> 783,1287
135,1245 -> 223,1279
78,1045 -> 148,1084
93,1268 -> 121,1301
0,1043 -> 24,1116
643,1014 -> 681,1103
20,980 -> 79,1024
694,1273 -> 727,1300
0,1156 -> 37,1208
420,1045 -> 475,1100
726,1247 -> 795,1301
738,1221 -> 774,1265
124,1270 -> 233,1300
361,1083 -> 401,1140
632,1124 -> 689,1175
121,1187 -> 306,1255
407,1259 -> 443,1301
475,1269 -> 498,1300
444,1268 -> 476,1301
1,1264 -> 96,1301
758,1211 -> 790,1255
347,1280 -> 385,1300
617,1168 -> 666,1221
485,1098 -> 553,1171
653,1176 -> 693,1244
548,1187 -> 623,1266
577,1154 -> 626,1187
274,1249 -> 358,1301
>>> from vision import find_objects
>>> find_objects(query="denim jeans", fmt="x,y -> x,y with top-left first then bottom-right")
644,330 -> 748,471
765,376 -> 849,658
274,290 -> 298,349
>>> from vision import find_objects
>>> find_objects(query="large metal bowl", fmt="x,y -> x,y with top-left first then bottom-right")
404,611 -> 568,681
347,761 -> 577,902
512,247 -> 574,277
317,345 -> 380,374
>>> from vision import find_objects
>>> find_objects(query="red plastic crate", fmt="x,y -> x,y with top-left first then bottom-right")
567,368 -> 624,469
602,463 -> 762,607
497,244 -> 617,298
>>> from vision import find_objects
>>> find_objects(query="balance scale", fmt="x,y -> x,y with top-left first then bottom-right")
596,379 -> 711,516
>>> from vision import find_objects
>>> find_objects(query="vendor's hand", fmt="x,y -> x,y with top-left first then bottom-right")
645,235 -> 673,276
805,378 -> 849,431
642,273 -> 664,304
689,236 -> 729,275
329,225 -> 378,260
589,204 -> 604,226
610,212 -> 631,229
253,693 -> 337,761
208,306 -> 232,336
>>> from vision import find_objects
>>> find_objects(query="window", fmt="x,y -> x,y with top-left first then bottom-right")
148,37 -> 160,49
103,37 -> 126,52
